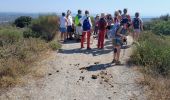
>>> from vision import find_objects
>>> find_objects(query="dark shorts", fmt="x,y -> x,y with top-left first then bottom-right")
112,38 -> 122,46
67,26 -> 72,32
60,27 -> 67,33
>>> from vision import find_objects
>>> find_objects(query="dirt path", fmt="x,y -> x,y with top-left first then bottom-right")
0,36 -> 146,100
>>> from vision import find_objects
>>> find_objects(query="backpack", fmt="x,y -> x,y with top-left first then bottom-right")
133,18 -> 140,29
121,14 -> 130,25
83,17 -> 91,31
99,18 -> 107,30
107,24 -> 119,39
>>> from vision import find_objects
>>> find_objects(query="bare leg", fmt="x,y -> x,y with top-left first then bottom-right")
117,46 -> 121,61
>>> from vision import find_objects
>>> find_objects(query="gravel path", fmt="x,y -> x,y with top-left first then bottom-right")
0,36 -> 146,100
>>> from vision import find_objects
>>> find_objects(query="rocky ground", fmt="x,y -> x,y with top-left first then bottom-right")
0,36 -> 147,100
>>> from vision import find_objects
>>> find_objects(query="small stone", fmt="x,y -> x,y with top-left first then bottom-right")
48,73 -> 52,76
104,79 -> 108,83
101,76 -> 104,79
88,81 -> 90,83
108,97 -> 111,99
56,70 -> 59,72
94,62 -> 99,65
113,92 -> 117,94
100,82 -> 102,84
81,70 -> 84,73
91,75 -> 97,79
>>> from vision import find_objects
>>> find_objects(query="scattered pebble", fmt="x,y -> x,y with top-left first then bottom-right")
108,97 -> 111,99
79,67 -> 86,70
48,73 -> 52,76
91,75 -> 97,79
94,62 -> 99,65
81,70 -> 84,73
56,70 -> 59,72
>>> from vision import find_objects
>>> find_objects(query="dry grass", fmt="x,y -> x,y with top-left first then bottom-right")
0,37 -> 49,88
136,68 -> 170,100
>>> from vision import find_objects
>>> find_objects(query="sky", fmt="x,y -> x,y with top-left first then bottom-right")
0,0 -> 170,17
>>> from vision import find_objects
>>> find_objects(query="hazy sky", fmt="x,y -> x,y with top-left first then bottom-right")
0,0 -> 170,17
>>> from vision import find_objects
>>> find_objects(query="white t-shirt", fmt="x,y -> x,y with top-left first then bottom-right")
67,15 -> 73,26
80,16 -> 93,28
60,16 -> 67,28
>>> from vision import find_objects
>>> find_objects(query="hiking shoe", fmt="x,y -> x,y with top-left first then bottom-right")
115,61 -> 121,65
111,59 -> 116,63
87,48 -> 92,50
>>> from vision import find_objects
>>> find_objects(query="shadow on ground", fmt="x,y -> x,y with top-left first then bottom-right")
59,39 -> 114,56
82,63 -> 125,71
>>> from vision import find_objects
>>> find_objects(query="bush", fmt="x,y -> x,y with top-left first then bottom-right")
14,16 -> 32,28
130,32 -> 170,76
144,15 -> 170,35
0,26 -> 23,45
30,15 -> 59,41
0,26 -> 49,88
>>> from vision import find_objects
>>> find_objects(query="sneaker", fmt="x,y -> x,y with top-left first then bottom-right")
87,48 -> 92,50
111,59 -> 116,63
115,61 -> 121,65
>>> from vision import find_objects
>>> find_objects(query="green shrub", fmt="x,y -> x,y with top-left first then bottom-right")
30,15 -> 59,41
130,32 -> 170,76
144,15 -> 170,35
0,27 -> 23,45
14,16 -> 32,28
49,40 -> 61,50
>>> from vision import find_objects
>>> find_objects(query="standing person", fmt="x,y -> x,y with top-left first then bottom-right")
106,14 -> 113,38
98,13 -> 107,49
80,10 -> 93,50
114,11 -> 121,25
66,10 -> 74,40
59,12 -> 68,42
118,10 -> 122,21
112,26 -> 126,65
132,12 -> 143,41
75,10 -> 82,42
121,8 -> 131,35
93,14 -> 100,38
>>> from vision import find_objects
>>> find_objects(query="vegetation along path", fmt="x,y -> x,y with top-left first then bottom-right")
0,36 -> 147,100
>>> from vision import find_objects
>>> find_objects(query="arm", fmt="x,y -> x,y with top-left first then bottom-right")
89,17 -> 93,28
140,19 -> 144,31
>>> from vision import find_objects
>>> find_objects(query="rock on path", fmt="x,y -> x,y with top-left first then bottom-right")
0,36 -> 147,100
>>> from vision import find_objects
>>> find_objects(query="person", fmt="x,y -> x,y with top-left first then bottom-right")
93,14 -> 100,38
106,14 -> 113,38
59,12 -> 68,42
74,10 -> 82,42
132,12 -> 143,41
80,10 -> 93,50
118,10 -> 122,21
121,8 -> 131,35
98,13 -> 107,49
114,11 -> 121,25
112,26 -> 126,65
66,10 -> 74,40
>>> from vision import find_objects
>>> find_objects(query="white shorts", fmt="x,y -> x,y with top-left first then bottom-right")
75,26 -> 82,35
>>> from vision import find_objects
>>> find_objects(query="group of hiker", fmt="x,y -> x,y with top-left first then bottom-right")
59,8 -> 143,64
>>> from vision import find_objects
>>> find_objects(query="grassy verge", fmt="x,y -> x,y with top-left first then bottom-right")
0,15 -> 61,89
130,31 -> 170,99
